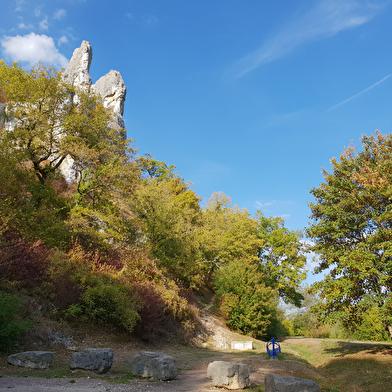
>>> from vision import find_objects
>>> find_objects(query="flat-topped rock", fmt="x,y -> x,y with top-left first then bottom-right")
69,348 -> 114,374
132,351 -> 179,381
7,351 -> 54,369
265,373 -> 320,392
207,361 -> 251,390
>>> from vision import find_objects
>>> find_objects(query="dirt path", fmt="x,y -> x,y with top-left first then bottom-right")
0,305 -> 321,391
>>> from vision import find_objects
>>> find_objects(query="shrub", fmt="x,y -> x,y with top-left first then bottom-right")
0,233 -> 50,289
66,281 -> 141,333
353,306 -> 389,342
0,292 -> 30,352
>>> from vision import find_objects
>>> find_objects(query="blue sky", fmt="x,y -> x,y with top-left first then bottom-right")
1,0 -> 392,281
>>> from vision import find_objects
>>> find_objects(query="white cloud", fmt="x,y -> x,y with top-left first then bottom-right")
58,35 -> 68,46
54,9 -> 67,20
226,0 -> 385,79
39,17 -> 49,30
328,73 -> 392,110
1,33 -> 69,69
34,9 -> 41,17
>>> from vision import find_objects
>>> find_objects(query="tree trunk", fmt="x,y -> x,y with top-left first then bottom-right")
385,324 -> 392,340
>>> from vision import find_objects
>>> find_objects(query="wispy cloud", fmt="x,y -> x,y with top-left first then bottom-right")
18,22 -> 33,29
225,0 -> 385,79
39,17 -> 48,30
54,9 -> 67,20
255,200 -> 293,220
328,73 -> 392,110
58,35 -> 68,46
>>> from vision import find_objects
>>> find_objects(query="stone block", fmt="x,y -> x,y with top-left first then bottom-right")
131,351 -> 179,381
69,348 -> 114,374
265,373 -> 320,392
7,351 -> 54,369
207,361 -> 251,390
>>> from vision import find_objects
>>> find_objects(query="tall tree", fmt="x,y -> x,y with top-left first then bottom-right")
256,212 -> 307,307
0,60 -> 119,185
307,131 -> 392,338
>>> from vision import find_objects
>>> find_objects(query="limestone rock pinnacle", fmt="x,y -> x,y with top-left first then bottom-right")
63,40 -> 92,89
93,70 -> 127,129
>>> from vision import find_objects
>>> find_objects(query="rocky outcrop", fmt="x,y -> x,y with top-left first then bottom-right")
207,361 -> 251,390
63,40 -> 92,89
60,40 -> 127,182
63,40 -> 127,131
265,373 -> 320,392
93,70 -> 126,129
7,351 -> 55,369
69,348 -> 114,374
131,351 -> 179,381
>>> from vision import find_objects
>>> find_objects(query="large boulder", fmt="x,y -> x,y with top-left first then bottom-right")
69,348 -> 114,374
207,361 -> 251,390
265,373 -> 320,392
131,351 -> 179,381
7,351 -> 54,369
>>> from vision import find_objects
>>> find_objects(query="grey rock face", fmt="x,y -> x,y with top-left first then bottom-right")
59,41 -> 127,182
131,351 -> 179,381
69,348 -> 114,374
265,373 -> 320,392
63,40 -> 92,89
93,70 -> 127,129
207,361 -> 251,390
7,351 -> 54,369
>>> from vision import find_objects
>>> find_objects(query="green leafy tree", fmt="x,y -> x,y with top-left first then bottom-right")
0,60 -> 117,185
215,258 -> 275,338
256,212 -> 307,306
198,192 -> 263,269
307,131 -> 392,338
131,175 -> 203,286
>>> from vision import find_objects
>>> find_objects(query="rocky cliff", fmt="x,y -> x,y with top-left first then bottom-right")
64,40 -> 127,131
61,41 -> 127,181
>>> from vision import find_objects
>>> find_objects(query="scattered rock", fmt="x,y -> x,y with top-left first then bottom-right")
7,351 -> 55,369
207,361 -> 251,390
131,351 -> 179,381
265,373 -> 320,392
48,331 -> 74,346
69,348 -> 114,374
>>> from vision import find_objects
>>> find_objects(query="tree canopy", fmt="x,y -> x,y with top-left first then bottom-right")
0,60 -> 128,185
307,131 -> 392,338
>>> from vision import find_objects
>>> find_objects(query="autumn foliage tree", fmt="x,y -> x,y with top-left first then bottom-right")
307,131 -> 392,338
0,60 -> 123,185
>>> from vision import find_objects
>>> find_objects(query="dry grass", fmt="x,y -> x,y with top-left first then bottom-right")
282,338 -> 392,392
